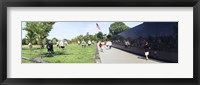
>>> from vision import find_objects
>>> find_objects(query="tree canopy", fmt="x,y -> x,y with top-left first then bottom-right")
23,22 -> 55,45
96,31 -> 103,40
109,22 -> 129,35
52,37 -> 58,44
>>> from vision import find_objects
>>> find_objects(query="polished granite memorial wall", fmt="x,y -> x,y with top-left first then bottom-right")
111,22 -> 178,63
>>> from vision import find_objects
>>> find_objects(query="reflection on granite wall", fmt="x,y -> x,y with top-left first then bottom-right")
111,22 -> 178,63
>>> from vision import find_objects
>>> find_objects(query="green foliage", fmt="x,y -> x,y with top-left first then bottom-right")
84,32 -> 90,41
77,35 -> 84,41
52,37 -> 58,44
35,22 -> 55,45
42,38 -> 48,44
22,59 -> 34,63
23,26 -> 36,44
96,32 -> 103,40
63,39 -> 70,44
70,32 -> 98,44
107,34 -> 112,39
22,38 -> 27,45
32,39 -> 38,45
71,35 -> 84,44
109,22 -> 129,35
22,44 -> 96,63
23,22 -> 55,45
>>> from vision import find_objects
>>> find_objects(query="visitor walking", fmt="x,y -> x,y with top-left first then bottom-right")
59,40 -> 65,52
144,42 -> 150,60
88,40 -> 92,46
28,42 -> 32,49
99,41 -> 103,52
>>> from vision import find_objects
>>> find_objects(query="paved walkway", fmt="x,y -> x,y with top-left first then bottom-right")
98,46 -> 164,63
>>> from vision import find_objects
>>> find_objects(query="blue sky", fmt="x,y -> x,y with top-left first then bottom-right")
22,22 -> 143,40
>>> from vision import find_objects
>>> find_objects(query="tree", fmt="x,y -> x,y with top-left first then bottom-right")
23,23 -> 37,44
84,32 -> 90,41
89,35 -> 97,41
63,39 -> 70,44
34,22 -> 55,46
77,35 -> 84,41
107,34 -> 112,39
32,39 -> 38,45
23,22 -> 55,47
96,32 -> 103,40
22,38 -> 27,45
109,22 -> 129,35
70,33 -> 98,44
70,35 -> 84,44
52,37 -> 58,44
42,38 -> 48,44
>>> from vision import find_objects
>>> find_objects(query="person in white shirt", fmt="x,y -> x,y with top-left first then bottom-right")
59,40 -> 65,52
127,40 -> 130,48
56,41 -> 59,47
124,40 -> 128,48
77,40 -> 80,45
28,43 -> 32,49
108,41 -> 112,49
88,40 -> 92,46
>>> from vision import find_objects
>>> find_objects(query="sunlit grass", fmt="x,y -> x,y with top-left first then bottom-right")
22,44 -> 97,63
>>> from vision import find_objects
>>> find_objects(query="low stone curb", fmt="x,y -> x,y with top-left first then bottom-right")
22,56 -> 48,63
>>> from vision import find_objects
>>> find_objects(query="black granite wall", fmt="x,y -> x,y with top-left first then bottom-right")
111,22 -> 178,63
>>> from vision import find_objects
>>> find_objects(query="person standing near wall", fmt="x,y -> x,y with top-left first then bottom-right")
144,42 -> 150,60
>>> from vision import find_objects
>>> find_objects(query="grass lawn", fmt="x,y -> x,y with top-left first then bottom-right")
22,44 -> 97,63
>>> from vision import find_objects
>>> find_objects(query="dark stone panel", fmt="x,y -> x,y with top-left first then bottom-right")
111,22 -> 178,63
